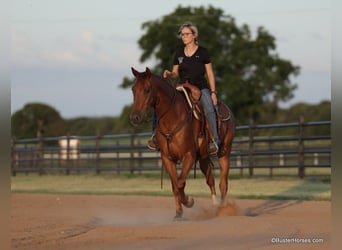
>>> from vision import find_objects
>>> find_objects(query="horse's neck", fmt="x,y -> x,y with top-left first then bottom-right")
153,80 -> 186,119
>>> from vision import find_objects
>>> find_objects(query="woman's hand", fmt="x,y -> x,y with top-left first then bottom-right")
163,70 -> 172,78
211,92 -> 218,106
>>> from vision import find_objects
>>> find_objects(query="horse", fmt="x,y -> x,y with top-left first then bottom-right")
130,67 -> 235,218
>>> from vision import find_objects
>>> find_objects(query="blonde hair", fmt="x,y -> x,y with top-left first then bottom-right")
178,22 -> 199,44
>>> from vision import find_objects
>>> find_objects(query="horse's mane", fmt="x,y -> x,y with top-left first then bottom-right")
151,74 -> 175,88
150,74 -> 177,94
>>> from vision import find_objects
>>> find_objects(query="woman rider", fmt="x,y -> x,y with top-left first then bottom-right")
148,22 -> 220,155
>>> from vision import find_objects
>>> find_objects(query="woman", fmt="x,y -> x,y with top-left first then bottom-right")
148,22 -> 220,155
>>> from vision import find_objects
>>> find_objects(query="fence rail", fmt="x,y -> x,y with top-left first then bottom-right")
11,120 -> 331,178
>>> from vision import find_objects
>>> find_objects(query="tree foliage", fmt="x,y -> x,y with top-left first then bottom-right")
11,103 -> 66,139
66,117 -> 116,136
120,5 -> 300,124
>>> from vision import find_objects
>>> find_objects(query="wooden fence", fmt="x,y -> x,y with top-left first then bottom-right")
11,120 -> 331,178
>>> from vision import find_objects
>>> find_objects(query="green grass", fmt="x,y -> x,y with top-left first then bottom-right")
11,172 -> 331,201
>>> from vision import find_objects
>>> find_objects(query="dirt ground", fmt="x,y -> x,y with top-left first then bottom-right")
11,193 -> 331,250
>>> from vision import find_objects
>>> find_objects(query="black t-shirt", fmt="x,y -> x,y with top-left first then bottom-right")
173,46 -> 211,90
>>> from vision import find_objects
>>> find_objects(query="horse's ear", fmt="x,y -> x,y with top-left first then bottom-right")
145,67 -> 151,77
131,67 -> 139,77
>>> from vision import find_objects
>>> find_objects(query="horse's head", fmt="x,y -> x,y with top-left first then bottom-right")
130,67 -> 155,126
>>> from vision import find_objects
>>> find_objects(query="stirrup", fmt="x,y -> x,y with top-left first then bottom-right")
147,135 -> 158,150
208,141 -> 219,155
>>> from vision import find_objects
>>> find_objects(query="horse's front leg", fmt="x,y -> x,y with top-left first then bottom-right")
199,157 -> 219,205
161,156 -> 183,218
177,152 -> 196,208
218,153 -> 231,205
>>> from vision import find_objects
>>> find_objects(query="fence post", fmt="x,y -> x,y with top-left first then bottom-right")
11,137 -> 17,176
116,141 -> 120,174
37,132 -> 44,176
298,116 -> 305,179
248,118 -> 255,177
66,134 -> 70,175
96,131 -> 101,174
269,141 -> 273,177
138,139 -> 142,175
130,133 -> 135,174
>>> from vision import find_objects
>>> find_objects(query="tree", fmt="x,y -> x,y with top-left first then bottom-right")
11,103 -> 66,139
120,5 -> 300,124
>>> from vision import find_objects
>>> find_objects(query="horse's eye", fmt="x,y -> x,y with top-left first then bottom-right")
145,88 -> 151,94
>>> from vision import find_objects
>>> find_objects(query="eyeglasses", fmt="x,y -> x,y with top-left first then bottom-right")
180,32 -> 193,37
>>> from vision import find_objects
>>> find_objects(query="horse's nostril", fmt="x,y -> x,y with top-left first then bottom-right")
130,113 -> 141,125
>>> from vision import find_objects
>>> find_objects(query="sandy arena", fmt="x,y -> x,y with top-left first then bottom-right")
11,194 -> 331,250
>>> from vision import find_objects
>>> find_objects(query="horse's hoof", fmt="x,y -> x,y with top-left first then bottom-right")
184,196 -> 194,208
173,215 -> 183,221
174,209 -> 183,219
173,215 -> 188,221
212,195 -> 220,206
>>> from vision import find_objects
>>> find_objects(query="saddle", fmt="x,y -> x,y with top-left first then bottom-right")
176,83 -> 233,157
176,83 -> 231,123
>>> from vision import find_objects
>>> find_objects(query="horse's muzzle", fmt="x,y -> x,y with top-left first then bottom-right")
130,112 -> 144,126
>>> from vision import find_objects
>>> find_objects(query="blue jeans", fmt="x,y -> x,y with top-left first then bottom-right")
200,88 -> 220,145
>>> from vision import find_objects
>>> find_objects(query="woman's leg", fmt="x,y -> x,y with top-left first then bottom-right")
200,89 -> 220,152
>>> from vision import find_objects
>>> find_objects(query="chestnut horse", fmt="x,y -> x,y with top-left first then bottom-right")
130,67 -> 235,218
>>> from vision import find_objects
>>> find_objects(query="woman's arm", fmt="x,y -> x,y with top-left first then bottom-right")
205,63 -> 218,106
163,65 -> 179,78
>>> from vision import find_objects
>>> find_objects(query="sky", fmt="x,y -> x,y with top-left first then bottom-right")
11,0 -> 331,118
